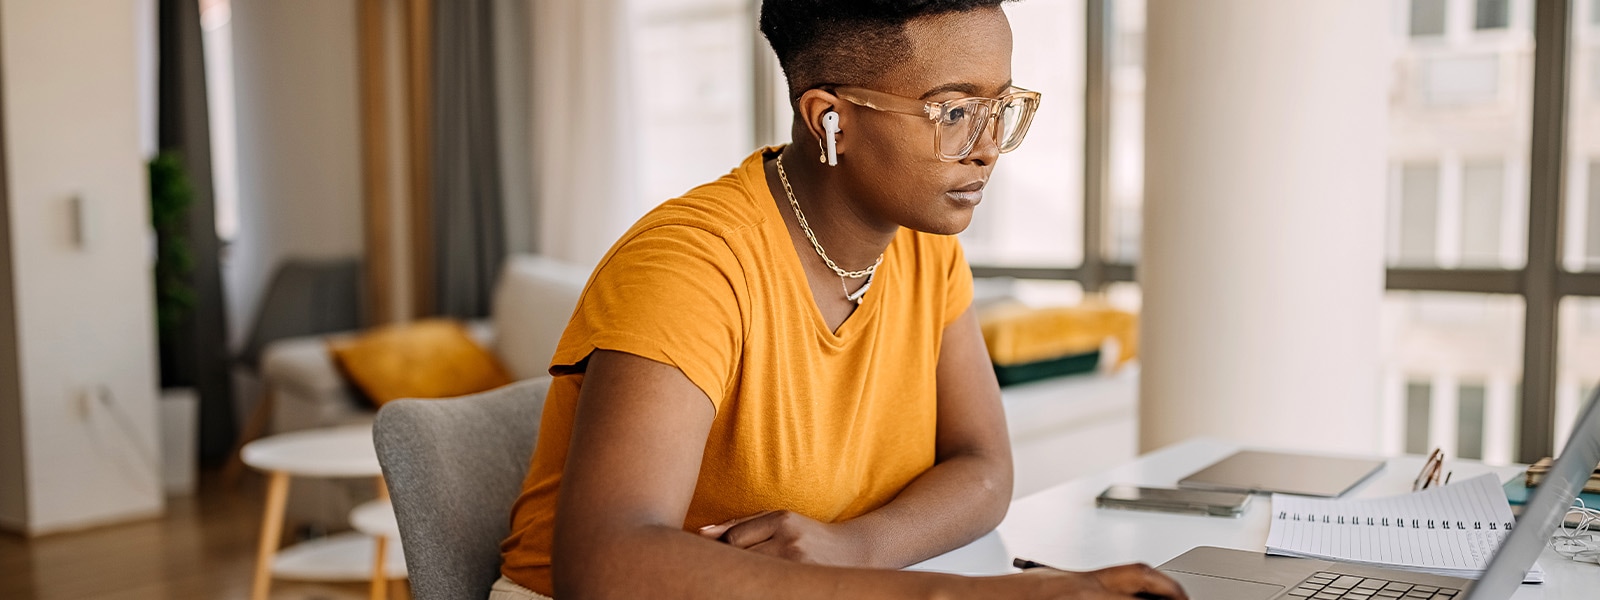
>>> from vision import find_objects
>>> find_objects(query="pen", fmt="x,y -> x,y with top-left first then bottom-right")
1013,558 -> 1052,570
1012,558 -> 1174,600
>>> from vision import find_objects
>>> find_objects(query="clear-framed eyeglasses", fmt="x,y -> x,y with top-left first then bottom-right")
830,85 -> 1042,162
1414,448 -> 1454,491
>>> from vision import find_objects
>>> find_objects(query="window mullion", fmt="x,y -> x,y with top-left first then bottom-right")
1519,0 -> 1573,463
1082,0 -> 1112,293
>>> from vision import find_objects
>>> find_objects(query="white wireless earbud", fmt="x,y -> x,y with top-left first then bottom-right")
822,111 -> 840,166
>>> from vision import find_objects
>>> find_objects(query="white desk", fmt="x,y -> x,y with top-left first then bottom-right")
911,438 -> 1599,599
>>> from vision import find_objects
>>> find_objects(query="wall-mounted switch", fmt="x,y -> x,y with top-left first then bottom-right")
69,194 -> 91,250
73,387 -> 94,420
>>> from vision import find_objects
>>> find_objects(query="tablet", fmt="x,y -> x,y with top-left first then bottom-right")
1177,450 -> 1385,498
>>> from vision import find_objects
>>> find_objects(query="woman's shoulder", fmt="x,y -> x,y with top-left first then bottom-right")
626,148 -> 776,242
593,156 -> 775,281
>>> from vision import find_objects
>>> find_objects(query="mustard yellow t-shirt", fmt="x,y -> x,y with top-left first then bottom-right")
499,146 -> 975,595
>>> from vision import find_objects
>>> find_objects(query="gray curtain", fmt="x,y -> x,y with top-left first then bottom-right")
432,0 -> 507,318
158,0 -> 234,464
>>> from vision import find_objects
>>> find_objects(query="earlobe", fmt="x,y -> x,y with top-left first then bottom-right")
796,89 -> 844,166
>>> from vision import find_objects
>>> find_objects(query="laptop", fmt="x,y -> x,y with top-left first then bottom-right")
1158,386 -> 1600,600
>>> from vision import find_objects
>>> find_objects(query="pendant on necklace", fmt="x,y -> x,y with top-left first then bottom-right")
842,270 -> 876,304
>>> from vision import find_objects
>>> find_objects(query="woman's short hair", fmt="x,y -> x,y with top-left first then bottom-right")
759,0 -> 1012,101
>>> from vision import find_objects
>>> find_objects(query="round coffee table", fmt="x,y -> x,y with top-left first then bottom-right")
351,498 -> 406,599
242,424 -> 403,600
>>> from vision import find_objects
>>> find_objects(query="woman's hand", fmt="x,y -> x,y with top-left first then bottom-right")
1003,563 -> 1191,600
694,511 -> 1187,599
697,510 -> 869,567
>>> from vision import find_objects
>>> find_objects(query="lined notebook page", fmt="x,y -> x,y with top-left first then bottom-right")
1265,474 -> 1541,582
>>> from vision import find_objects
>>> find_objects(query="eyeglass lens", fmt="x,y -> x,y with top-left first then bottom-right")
997,98 -> 1031,150
939,96 -> 1037,159
1413,449 -> 1453,491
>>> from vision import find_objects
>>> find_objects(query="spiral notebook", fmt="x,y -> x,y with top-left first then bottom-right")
1265,473 -> 1544,583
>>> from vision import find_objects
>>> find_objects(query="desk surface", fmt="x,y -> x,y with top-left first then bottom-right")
911,438 -> 1598,599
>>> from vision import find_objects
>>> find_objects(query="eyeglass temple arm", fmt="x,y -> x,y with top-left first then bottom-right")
834,89 -> 944,121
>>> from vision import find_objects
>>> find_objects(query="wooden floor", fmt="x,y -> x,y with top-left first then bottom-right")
0,470 -> 393,600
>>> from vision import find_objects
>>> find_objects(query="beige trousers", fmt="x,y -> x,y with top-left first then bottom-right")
489,575 -> 556,600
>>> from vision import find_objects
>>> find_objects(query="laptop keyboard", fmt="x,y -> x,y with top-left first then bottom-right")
1286,571 -> 1460,600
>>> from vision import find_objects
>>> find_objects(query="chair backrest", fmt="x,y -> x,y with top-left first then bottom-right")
374,377 -> 551,600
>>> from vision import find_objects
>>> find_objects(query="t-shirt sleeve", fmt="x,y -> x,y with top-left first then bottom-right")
943,237 -> 975,327
550,225 -> 745,411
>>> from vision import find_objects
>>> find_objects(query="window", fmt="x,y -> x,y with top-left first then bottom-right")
634,0 -> 755,209
199,0 -> 239,242
1424,55 -> 1501,106
1384,292 -> 1525,461
1592,48 -> 1600,100
934,0 -> 1595,463
1381,1 -> 1547,458
1457,383 -> 1487,459
1572,8 -> 1600,272
1411,0 -> 1448,38
961,0 -> 1086,267
1558,298 -> 1600,449
1389,158 -> 1526,270
1460,161 -> 1506,268
1475,0 -> 1510,31
1394,163 -> 1441,267
1582,163 -> 1600,271
1109,0 -> 1145,264
1405,381 -> 1433,455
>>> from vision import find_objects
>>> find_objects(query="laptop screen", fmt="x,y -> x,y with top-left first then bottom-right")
1467,387 -> 1600,599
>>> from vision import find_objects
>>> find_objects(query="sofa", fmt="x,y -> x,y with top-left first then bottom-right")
257,254 -> 592,528
261,255 -> 592,432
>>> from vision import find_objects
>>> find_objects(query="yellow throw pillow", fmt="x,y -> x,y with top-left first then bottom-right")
329,318 -> 514,407
978,302 -> 1139,370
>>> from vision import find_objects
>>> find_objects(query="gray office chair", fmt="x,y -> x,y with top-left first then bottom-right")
374,377 -> 551,600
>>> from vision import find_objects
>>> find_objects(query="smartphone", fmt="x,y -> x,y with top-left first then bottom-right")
1095,484 -> 1251,518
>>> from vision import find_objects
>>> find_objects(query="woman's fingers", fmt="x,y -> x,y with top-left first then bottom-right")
720,511 -> 794,548
695,510 -> 774,540
1089,563 -> 1190,600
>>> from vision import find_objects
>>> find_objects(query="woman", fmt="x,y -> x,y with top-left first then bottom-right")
496,1 -> 1188,598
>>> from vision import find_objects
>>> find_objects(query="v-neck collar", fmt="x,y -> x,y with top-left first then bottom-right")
746,146 -> 887,346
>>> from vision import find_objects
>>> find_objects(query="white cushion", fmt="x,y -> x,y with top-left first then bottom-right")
491,254 -> 591,381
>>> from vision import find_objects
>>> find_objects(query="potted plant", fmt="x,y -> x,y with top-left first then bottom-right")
150,151 -> 199,495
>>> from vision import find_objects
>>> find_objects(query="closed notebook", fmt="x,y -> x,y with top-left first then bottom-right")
1523,457 -> 1600,494
1501,477 -> 1600,508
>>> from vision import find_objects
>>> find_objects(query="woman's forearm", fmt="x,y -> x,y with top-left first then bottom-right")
554,522 -> 982,600
838,449 -> 1013,569
555,518 -> 1187,600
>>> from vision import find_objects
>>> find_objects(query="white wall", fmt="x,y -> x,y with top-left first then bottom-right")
1139,0 -> 1390,455
0,0 -> 164,534
226,0 -> 364,345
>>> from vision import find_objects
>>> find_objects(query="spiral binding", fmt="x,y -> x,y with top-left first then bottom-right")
1275,511 -> 1514,532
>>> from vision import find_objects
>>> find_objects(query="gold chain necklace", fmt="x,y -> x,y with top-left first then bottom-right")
775,154 -> 880,304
